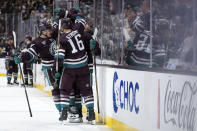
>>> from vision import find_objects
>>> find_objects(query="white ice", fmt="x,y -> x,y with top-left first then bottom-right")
0,77 -> 113,131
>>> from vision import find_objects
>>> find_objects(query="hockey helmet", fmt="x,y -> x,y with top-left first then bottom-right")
69,7 -> 80,14
61,18 -> 72,29
54,8 -> 65,19
38,21 -> 52,32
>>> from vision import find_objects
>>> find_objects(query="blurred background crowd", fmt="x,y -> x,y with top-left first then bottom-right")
0,0 -> 197,73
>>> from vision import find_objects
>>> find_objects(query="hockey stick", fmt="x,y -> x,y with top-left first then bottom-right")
56,19 -> 61,73
12,31 -> 33,117
92,28 -> 100,114
53,19 -> 61,88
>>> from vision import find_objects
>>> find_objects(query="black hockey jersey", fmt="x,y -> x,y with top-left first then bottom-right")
5,44 -> 17,62
57,16 -> 88,68
20,37 -> 56,69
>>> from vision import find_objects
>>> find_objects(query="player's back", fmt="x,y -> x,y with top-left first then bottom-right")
133,12 -> 150,53
60,29 -> 88,68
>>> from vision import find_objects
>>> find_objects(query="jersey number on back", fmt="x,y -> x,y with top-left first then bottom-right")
68,34 -> 85,54
136,34 -> 148,51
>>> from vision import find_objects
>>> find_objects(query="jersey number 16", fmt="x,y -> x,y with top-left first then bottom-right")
68,34 -> 85,54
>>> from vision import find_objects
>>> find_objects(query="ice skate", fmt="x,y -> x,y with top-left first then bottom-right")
21,82 -> 28,86
59,107 -> 68,123
87,107 -> 96,125
68,106 -> 83,123
7,81 -> 13,86
28,83 -> 33,87
13,80 -> 19,85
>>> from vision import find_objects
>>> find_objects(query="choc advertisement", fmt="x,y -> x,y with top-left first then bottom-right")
112,71 -> 141,115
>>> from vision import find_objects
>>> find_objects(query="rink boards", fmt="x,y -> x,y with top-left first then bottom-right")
95,66 -> 197,131
0,58 -> 196,131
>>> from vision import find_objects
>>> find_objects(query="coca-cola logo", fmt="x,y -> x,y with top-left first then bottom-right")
164,80 -> 197,131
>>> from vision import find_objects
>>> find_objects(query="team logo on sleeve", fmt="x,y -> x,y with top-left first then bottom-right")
49,40 -> 57,56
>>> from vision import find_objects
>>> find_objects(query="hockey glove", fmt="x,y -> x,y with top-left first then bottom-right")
14,56 -> 21,64
90,39 -> 96,51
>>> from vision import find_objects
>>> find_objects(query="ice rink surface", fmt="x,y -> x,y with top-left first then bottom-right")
0,77 -> 113,131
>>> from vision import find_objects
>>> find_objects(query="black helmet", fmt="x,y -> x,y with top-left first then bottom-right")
61,18 -> 72,29
38,21 -> 52,32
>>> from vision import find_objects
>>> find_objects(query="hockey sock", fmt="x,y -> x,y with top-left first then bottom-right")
55,104 -> 61,112
84,95 -> 94,110
69,89 -> 75,106
30,79 -> 33,84
69,98 -> 75,106
25,78 -> 28,84
75,96 -> 82,111
61,104 -> 69,112
7,77 -> 11,83
60,94 -> 70,112
7,73 -> 12,82
24,75 -> 28,83
52,89 -> 61,112
14,73 -> 18,82
75,103 -> 82,110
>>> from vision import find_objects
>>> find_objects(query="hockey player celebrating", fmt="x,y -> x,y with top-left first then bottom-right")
51,8 -> 66,39
14,21 -> 62,113
55,17 -> 96,124
5,36 -> 19,85
59,7 -> 101,123
66,24 -> 101,123
22,35 -> 33,86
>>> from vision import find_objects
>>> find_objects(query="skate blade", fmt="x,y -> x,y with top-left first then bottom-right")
88,120 -> 96,125
68,118 -> 83,123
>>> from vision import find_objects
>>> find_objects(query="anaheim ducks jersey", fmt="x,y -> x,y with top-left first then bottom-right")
57,16 -> 88,68
21,37 -> 56,69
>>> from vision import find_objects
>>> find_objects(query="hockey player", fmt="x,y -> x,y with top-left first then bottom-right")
63,7 -> 101,123
51,8 -> 66,39
126,0 -> 158,67
55,17 -> 96,124
67,24 -> 101,123
5,36 -> 19,85
51,8 -> 82,122
14,21 -> 62,113
22,35 -> 33,86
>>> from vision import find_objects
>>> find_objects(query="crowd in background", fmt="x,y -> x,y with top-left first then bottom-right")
0,0 -> 53,15
85,0 -> 197,71
0,0 -> 53,57
123,0 -> 197,71
0,0 -> 196,72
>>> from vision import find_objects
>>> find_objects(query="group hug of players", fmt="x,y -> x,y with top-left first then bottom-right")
8,7 -> 101,124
